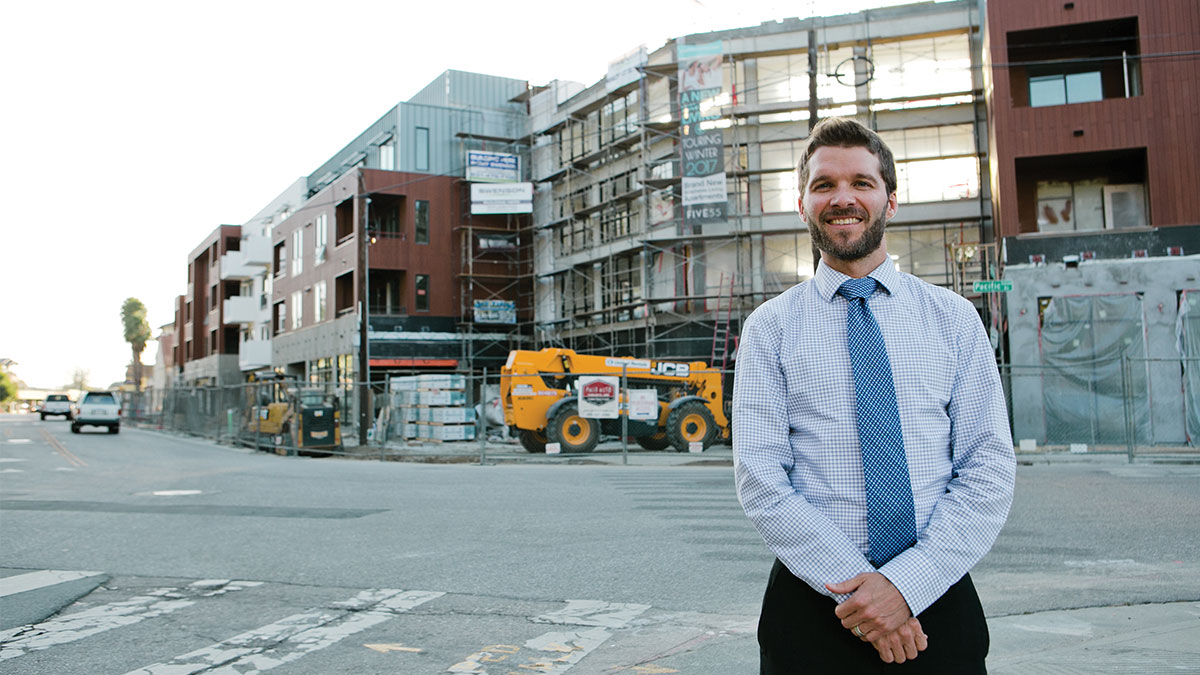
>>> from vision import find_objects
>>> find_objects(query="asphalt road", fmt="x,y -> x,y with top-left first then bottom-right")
2,413 -> 1198,673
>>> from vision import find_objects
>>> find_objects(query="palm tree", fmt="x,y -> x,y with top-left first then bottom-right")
121,298 -> 151,392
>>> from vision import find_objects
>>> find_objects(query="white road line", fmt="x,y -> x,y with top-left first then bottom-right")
0,570 -> 105,598
124,589 -> 444,675
448,600 -> 650,673
0,580 -> 261,661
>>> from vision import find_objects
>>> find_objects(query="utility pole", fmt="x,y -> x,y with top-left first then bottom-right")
808,27 -> 822,274
358,171 -> 371,446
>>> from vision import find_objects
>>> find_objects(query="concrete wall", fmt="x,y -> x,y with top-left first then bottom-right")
1005,255 -> 1200,445
272,314 -> 356,371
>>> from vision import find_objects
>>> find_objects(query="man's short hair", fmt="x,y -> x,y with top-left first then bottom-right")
797,117 -> 897,197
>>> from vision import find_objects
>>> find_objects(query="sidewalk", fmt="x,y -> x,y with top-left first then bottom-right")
988,601 -> 1200,673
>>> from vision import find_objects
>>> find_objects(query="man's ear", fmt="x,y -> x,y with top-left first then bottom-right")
886,192 -> 898,220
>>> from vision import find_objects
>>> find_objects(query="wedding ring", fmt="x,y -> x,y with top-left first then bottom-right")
853,625 -> 865,638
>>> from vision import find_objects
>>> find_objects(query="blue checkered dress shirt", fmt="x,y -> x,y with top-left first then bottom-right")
733,258 -> 1015,616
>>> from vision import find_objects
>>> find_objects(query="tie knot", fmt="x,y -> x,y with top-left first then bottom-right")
838,277 -> 878,302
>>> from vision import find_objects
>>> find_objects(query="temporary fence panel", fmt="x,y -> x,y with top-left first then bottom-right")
1179,291 -> 1200,446
1039,294 -> 1150,446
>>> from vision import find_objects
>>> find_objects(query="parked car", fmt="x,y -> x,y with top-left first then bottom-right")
71,391 -> 121,434
40,394 -> 73,420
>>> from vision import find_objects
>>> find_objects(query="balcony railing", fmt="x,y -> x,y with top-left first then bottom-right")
219,251 -> 254,280
238,339 -> 271,371
222,296 -> 260,324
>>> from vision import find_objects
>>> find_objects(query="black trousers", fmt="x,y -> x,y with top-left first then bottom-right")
759,559 -> 989,674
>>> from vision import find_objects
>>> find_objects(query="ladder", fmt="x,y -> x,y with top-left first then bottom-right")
710,273 -> 736,373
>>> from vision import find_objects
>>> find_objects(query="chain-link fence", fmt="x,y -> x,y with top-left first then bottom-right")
119,357 -> 1197,462
117,366 -> 736,463
1004,357 -> 1200,458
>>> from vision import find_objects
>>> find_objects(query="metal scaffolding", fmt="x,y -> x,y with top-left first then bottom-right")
529,1 -> 994,366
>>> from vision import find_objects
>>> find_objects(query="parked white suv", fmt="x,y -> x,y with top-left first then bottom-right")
71,391 -> 122,434
41,394 -> 73,420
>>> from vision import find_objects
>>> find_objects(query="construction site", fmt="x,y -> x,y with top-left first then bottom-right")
512,0 -> 996,374
159,0 -> 1198,451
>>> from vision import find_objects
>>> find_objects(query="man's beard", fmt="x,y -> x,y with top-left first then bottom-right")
807,207 -> 888,262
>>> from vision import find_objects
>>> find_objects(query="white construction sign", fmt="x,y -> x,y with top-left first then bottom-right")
578,376 -> 620,419
628,389 -> 659,421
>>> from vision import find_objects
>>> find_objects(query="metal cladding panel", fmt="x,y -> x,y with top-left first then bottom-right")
307,107 -> 400,187
408,70 -> 527,112
397,104 -> 526,177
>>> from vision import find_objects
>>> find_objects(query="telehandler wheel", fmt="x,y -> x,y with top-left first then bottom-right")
547,403 -> 599,453
635,432 -> 671,450
519,429 -> 549,453
666,401 -> 717,452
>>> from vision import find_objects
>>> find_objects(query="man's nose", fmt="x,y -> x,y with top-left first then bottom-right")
829,186 -> 857,208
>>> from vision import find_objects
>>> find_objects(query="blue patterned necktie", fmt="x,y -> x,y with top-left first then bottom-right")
838,277 -> 918,565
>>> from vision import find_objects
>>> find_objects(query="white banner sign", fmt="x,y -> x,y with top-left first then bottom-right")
466,151 -> 520,183
471,182 -> 533,214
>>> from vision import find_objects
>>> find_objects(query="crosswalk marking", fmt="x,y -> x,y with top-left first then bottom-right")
0,580 -> 261,661
124,589 -> 443,675
0,570 -> 104,597
448,600 -> 650,673
0,573 -> 680,674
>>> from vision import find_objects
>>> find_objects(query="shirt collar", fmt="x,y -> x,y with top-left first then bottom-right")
813,256 -> 901,302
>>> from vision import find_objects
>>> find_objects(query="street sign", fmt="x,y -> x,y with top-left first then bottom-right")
973,280 -> 1013,293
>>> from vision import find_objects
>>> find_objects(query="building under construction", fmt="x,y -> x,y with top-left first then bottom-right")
523,0 -> 994,371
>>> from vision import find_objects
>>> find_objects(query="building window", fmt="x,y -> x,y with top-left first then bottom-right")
1007,18 -> 1142,108
291,230 -> 303,276
274,301 -> 286,334
600,206 -> 633,243
379,140 -> 394,171
602,255 -> 642,321
291,291 -> 303,329
1030,72 -> 1103,107
1018,148 -> 1148,233
314,213 -> 327,264
335,198 -> 354,244
415,127 -> 429,171
274,242 -> 286,277
415,274 -> 429,312
415,200 -> 429,244
314,280 -> 327,322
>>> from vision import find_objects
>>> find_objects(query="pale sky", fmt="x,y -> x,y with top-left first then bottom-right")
1,0 -> 914,390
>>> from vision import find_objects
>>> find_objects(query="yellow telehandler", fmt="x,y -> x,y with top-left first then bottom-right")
500,348 -> 729,453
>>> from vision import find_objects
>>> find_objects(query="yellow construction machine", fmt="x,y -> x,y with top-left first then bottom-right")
500,348 -> 729,453
241,373 -> 342,455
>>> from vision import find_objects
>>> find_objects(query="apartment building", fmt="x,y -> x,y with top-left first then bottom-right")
985,0 -> 1200,447
225,178 -> 308,377
174,225 -> 244,385
528,0 -> 992,364
268,70 -> 531,387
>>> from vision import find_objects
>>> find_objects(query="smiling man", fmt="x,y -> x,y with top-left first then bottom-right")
733,117 -> 1015,673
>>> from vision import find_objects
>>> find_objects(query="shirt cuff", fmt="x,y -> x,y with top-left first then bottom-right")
876,547 -> 947,617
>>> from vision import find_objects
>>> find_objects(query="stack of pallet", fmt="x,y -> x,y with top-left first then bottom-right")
389,374 -> 476,442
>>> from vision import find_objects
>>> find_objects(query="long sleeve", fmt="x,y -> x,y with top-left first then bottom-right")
733,304 -> 875,599
877,302 -> 1016,615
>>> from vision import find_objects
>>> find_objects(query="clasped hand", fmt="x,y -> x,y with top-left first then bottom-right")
826,573 -> 928,664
